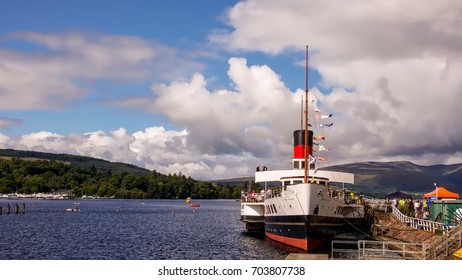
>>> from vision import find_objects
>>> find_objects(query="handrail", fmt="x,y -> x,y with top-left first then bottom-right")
390,204 -> 449,233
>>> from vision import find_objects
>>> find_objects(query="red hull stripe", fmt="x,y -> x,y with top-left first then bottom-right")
265,232 -> 325,251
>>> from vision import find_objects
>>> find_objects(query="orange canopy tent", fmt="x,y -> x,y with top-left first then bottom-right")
424,187 -> 459,199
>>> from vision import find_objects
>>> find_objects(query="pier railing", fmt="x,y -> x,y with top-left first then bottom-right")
331,207 -> 462,260
332,228 -> 462,260
421,225 -> 462,260
390,204 -> 450,233
331,240 -> 424,260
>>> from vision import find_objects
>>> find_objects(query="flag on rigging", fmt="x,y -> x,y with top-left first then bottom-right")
319,123 -> 333,128
319,145 -> 331,151
314,135 -> 325,141
309,155 -> 317,165
315,114 -> 332,120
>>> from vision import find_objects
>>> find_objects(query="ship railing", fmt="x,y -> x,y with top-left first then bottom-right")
391,204 -> 450,233
363,198 -> 389,212
241,193 -> 265,203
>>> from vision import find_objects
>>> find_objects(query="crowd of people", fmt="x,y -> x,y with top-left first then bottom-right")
389,197 -> 431,220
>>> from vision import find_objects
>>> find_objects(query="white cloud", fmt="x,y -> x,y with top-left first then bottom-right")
0,31 -> 200,110
209,0 -> 462,166
0,57 -> 305,180
151,57 -> 300,158
3,1 -> 462,180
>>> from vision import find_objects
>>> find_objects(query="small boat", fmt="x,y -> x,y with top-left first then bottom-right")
189,203 -> 201,208
66,208 -> 80,212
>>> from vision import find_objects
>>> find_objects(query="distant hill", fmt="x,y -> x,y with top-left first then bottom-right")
323,161 -> 462,197
0,149 -> 150,175
4,149 -> 460,198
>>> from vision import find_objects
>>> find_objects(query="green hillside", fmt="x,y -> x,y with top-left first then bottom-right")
0,149 -> 244,199
0,149 -> 150,174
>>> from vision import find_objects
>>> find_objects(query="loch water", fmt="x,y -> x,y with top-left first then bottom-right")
0,199 -> 300,260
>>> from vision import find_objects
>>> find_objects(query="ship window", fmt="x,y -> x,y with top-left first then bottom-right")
293,180 -> 302,184
283,180 -> 290,186
293,161 -> 300,169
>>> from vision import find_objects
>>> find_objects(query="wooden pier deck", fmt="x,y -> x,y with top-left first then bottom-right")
370,209 -> 462,260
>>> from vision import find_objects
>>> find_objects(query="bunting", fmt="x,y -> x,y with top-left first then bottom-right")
317,157 -> 328,161
319,123 -> 333,128
315,114 -> 332,120
318,145 -> 331,151
309,155 -> 317,165
314,135 -> 325,141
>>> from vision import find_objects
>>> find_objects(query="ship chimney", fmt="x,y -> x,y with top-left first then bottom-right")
293,129 -> 313,159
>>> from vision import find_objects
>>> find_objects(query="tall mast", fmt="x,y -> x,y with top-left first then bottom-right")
304,46 -> 309,183
300,95 -> 303,130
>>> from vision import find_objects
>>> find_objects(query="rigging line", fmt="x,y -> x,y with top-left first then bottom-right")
294,191 -> 331,241
304,46 -> 309,183
340,207 -> 372,238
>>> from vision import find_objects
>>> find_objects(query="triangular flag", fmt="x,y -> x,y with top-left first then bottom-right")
315,114 -> 332,120
319,145 -> 331,151
309,155 -> 317,165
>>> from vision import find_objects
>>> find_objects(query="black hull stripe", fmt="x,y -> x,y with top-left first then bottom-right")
265,215 -> 364,240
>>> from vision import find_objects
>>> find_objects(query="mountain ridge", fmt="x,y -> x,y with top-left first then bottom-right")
1,149 -> 461,197
323,160 -> 462,196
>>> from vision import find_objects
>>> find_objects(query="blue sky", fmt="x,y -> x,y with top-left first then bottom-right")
1,0 -> 462,180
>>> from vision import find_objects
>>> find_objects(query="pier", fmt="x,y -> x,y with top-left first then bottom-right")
330,203 -> 462,260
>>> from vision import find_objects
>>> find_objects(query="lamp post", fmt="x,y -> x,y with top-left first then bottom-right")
433,183 -> 438,200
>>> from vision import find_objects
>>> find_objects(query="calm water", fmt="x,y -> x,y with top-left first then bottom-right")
0,199 -> 300,260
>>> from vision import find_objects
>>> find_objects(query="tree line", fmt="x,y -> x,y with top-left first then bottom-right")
0,157 -> 247,199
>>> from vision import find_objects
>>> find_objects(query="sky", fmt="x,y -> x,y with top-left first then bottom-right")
1,0 -> 462,180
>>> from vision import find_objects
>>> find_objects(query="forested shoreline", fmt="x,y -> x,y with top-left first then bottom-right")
0,156 -> 246,199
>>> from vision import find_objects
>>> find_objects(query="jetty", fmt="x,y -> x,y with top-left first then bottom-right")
330,201 -> 462,260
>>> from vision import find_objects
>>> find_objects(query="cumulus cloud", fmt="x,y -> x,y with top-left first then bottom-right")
151,57 -> 300,157
0,31 -> 200,110
210,0 -> 462,166
0,57 -> 305,180
3,1 -> 462,180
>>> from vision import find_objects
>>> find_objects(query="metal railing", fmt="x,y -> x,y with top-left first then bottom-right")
331,240 -> 424,260
391,204 -> 449,233
331,208 -> 462,260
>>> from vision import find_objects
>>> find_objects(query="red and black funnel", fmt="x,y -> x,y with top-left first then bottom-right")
293,129 -> 313,159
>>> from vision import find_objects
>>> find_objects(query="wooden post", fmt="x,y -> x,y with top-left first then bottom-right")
0,206 -> 2,215
6,203 -> 10,214
22,203 -> 26,214
15,203 -> 19,214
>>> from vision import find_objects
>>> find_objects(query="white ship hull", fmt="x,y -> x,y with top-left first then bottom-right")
263,182 -> 365,250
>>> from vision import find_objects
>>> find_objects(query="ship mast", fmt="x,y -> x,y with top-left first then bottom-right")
304,46 -> 309,183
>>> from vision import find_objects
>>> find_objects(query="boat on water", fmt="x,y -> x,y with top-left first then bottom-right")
189,203 -> 201,208
240,47 -> 365,251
